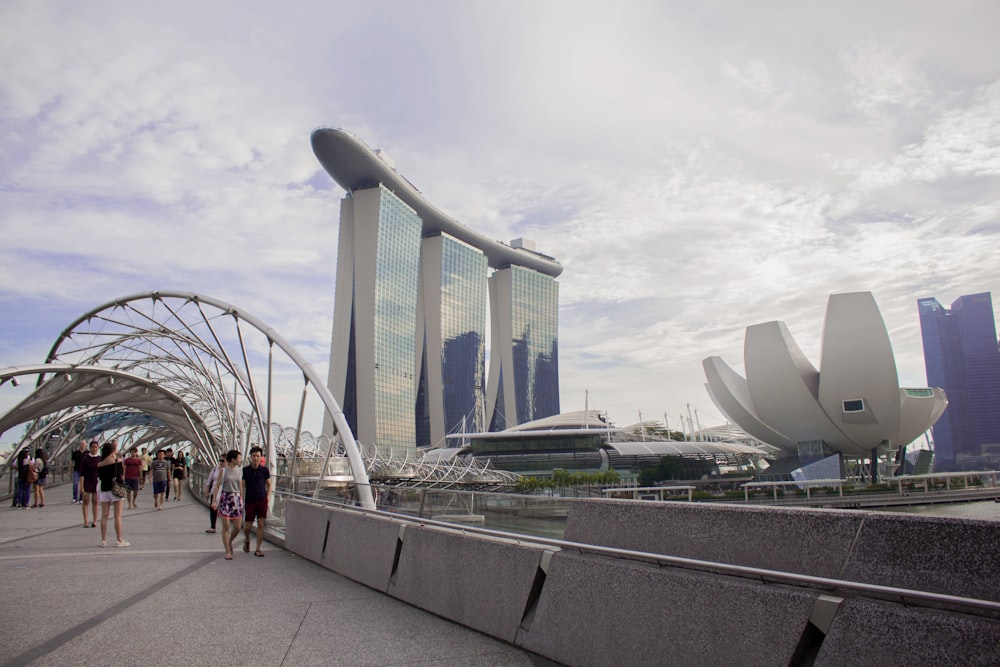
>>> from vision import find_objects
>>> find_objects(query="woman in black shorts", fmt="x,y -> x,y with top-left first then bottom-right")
172,453 -> 187,501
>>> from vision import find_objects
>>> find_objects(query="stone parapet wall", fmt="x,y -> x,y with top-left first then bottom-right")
285,499 -> 1000,666
564,499 -> 1000,601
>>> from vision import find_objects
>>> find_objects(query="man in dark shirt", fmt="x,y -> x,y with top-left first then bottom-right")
79,440 -> 101,527
70,440 -> 86,504
241,445 -> 271,557
150,449 -> 171,510
163,449 -> 173,500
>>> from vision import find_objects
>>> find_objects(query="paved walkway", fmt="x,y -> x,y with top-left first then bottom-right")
0,482 -> 542,666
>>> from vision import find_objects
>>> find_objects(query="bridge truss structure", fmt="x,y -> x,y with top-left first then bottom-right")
0,292 -> 517,507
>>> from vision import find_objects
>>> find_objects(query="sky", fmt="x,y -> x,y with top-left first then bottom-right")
1,0 -> 999,438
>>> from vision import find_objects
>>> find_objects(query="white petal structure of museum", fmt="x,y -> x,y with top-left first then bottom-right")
703,292 -> 948,458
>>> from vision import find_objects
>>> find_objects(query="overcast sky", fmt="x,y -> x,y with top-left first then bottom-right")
2,0 -> 998,436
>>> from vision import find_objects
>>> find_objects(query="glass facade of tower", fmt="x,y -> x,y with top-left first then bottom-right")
439,237 -> 488,438
371,187 -> 422,453
490,266 -> 560,430
416,235 -> 488,446
918,292 -> 1000,468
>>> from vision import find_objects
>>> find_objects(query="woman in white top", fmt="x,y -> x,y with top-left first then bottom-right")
31,448 -> 47,508
211,449 -> 244,560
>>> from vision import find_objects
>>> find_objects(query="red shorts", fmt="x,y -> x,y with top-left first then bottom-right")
244,497 -> 268,522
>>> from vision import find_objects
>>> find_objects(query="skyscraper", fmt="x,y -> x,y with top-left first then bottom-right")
313,128 -> 562,455
416,234 -> 488,446
486,264 -> 560,431
918,292 -> 1000,468
327,184 -> 423,455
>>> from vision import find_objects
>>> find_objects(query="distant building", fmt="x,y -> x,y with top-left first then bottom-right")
703,292 -> 947,480
918,292 -> 1000,469
428,410 -> 767,479
313,128 -> 562,455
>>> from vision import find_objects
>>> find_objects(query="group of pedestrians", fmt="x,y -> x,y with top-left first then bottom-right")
9,447 -> 48,508
12,439 -> 271,560
206,445 -> 271,560
65,439 -> 193,547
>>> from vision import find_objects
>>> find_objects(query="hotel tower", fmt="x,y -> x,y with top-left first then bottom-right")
312,128 -> 562,455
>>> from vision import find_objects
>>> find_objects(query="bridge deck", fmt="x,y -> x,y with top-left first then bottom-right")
0,482 -> 537,667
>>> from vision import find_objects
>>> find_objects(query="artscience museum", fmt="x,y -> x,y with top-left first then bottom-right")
703,292 -> 948,480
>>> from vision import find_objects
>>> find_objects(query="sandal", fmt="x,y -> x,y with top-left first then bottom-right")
225,553 -> 233,560
254,550 -> 265,557
243,537 -> 251,553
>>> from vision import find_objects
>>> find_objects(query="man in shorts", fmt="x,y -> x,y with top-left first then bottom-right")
150,450 -> 171,510
241,446 -> 271,557
123,447 -> 143,509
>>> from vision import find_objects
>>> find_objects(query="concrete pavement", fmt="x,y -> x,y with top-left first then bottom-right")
0,481 -> 544,666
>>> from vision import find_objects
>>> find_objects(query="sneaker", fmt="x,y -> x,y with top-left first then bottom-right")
116,540 -> 130,548
100,540 -> 108,548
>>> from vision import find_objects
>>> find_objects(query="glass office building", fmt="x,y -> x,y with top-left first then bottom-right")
416,234 -> 488,447
918,292 -> 1000,468
486,266 -> 560,431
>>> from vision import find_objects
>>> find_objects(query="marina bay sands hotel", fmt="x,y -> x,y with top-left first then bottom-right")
312,128 -> 561,455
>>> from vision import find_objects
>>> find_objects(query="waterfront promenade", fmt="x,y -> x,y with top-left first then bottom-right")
0,482 -> 539,667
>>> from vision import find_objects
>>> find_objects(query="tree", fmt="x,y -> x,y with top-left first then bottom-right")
637,456 -> 685,485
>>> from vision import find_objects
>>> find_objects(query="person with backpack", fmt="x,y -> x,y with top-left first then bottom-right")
31,448 -> 47,508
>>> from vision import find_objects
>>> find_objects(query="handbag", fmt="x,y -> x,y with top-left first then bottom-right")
111,461 -> 127,498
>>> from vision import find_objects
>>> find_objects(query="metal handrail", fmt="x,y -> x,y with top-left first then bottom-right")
275,489 -> 1000,615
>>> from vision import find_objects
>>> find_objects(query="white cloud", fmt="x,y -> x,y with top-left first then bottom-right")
841,42 -> 929,118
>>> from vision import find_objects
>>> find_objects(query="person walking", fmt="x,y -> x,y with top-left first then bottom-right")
172,451 -> 187,501
31,448 -> 47,508
241,445 -> 271,557
163,449 -> 173,501
79,440 -> 101,527
150,450 -> 170,510
139,448 -> 152,490
212,449 -> 243,560
71,440 -> 86,503
204,455 -> 224,533
123,447 -> 142,509
96,440 -> 128,547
